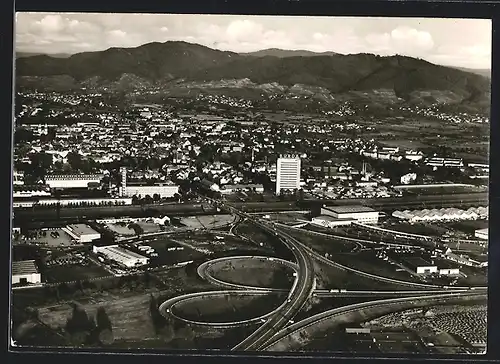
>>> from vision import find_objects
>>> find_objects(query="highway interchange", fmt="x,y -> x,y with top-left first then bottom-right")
154,197 -> 487,351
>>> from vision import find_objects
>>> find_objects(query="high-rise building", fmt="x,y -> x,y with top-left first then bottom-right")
276,155 -> 301,195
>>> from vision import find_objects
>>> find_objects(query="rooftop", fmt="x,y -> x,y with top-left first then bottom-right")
66,224 -> 100,236
12,260 -> 39,275
314,215 -> 355,222
401,257 -> 435,269
324,205 -> 377,214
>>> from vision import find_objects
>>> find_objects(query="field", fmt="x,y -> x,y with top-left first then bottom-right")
401,185 -> 487,196
44,262 -> 110,283
280,227 -> 362,254
381,221 -> 445,237
145,238 -> 209,266
312,260 -> 415,291
171,293 -> 286,323
332,251 -> 425,284
208,257 -> 294,288
36,292 -> 157,341
381,139 -> 428,149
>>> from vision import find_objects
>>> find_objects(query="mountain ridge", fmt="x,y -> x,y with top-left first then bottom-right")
15,41 -> 491,112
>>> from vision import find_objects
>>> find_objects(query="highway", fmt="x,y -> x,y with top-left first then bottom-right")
204,200 -> 316,351
262,291 -> 487,351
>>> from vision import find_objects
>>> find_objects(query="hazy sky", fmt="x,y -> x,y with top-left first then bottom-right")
15,13 -> 492,69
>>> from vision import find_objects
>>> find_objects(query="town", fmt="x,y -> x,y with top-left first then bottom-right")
11,13 -> 490,357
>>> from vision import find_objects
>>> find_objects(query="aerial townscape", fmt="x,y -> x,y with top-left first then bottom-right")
11,14 -> 489,355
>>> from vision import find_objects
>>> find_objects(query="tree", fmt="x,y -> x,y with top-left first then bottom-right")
96,308 -> 112,332
67,152 -> 83,171
65,303 -> 95,345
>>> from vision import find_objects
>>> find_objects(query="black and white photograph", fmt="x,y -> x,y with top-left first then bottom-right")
11,13 -> 490,355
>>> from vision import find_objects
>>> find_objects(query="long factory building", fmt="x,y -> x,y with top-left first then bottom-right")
119,167 -> 179,198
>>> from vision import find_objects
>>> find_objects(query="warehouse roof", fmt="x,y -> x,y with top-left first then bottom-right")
66,224 -> 100,236
314,215 -> 355,222
324,205 -> 376,214
12,260 -> 39,275
401,257 -> 436,270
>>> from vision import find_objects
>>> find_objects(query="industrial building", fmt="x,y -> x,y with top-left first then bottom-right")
402,257 -> 438,275
392,206 -> 488,222
63,224 -> 101,243
475,228 -> 488,240
93,245 -> 149,268
276,155 -> 301,195
119,167 -> 180,198
13,184 -> 51,198
45,174 -> 104,189
321,205 -> 379,224
311,215 -> 354,228
12,260 -> 41,285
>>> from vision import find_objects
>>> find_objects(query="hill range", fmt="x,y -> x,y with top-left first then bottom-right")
15,41 -> 491,113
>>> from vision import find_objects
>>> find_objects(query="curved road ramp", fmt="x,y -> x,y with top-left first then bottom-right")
263,292 -> 486,351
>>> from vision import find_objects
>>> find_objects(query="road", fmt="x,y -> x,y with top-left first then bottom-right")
262,291 -> 487,351
206,200 -> 316,351
14,192 -> 487,223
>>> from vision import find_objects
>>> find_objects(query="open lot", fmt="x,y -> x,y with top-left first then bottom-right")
44,262 -> 110,283
332,251 -> 425,284
209,257 -> 294,288
22,228 -> 78,248
179,214 -> 235,230
262,212 -> 309,225
144,238 -> 209,267
312,260 -> 414,291
381,221 -> 446,237
402,186 -> 487,196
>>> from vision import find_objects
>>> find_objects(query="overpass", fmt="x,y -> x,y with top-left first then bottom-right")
263,291 -> 487,351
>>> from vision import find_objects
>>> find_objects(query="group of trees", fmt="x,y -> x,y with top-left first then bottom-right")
148,295 -> 195,344
65,303 -> 114,346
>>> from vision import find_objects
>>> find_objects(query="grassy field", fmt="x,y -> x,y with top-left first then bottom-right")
36,292 -> 157,341
332,251 -> 425,284
171,293 -> 285,323
402,186 -> 487,196
280,227 -> 362,254
312,260 -> 415,291
209,257 -> 294,288
381,221 -> 445,237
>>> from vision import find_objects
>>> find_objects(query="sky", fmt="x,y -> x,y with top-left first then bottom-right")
15,13 -> 492,69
